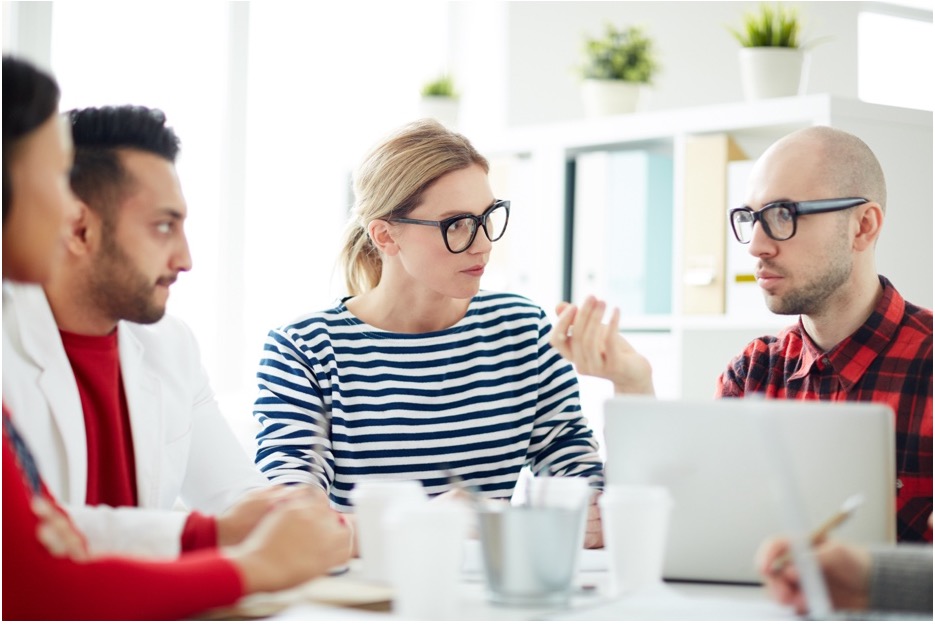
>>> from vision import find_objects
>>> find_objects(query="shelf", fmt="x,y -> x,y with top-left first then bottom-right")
615,314 -> 793,333
479,94 -> 931,399
616,315 -> 675,333
476,94 -> 932,157
676,315 -> 793,332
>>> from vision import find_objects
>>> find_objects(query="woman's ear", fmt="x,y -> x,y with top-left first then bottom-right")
368,219 -> 400,256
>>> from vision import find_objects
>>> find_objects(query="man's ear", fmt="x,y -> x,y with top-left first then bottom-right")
66,201 -> 103,256
367,219 -> 400,256
853,202 -> 883,252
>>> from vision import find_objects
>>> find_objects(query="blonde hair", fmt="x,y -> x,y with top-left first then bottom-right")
339,119 -> 489,295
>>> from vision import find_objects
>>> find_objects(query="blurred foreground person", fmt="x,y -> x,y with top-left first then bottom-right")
2,55 -> 351,620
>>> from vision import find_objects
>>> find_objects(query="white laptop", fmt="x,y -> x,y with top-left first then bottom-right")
758,411 -> 928,620
603,395 -> 897,584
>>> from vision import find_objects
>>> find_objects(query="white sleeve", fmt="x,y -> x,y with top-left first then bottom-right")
66,504 -> 188,558
176,324 -> 269,513
179,389 -> 269,513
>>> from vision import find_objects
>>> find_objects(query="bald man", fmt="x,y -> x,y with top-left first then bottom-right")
549,126 -> 933,543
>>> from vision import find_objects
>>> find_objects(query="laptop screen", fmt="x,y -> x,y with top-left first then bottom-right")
602,396 -> 896,584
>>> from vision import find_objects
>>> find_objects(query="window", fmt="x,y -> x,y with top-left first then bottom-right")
48,2 -> 450,409
241,2 -> 450,391
858,10 -> 934,111
51,0 -> 230,386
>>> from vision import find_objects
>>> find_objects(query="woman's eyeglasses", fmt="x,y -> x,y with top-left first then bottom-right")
388,199 -> 510,254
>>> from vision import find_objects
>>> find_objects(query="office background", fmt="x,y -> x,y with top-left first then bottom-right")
3,0 -> 932,452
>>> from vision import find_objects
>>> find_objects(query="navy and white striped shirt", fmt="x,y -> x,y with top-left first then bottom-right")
254,291 -> 604,511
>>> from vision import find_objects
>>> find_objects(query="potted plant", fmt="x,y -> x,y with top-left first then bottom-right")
419,73 -> 459,128
728,3 -> 807,100
579,24 -> 659,117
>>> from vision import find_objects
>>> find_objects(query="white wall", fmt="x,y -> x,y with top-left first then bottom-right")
457,1 -> 864,127
448,1 -> 932,310
1,0 -> 53,69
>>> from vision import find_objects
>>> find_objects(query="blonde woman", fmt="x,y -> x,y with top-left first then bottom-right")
254,119 -> 604,547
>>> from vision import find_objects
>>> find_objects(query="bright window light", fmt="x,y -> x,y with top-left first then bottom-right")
48,2 -> 450,404
858,11 -> 934,111
240,2 -> 449,389
50,0 -> 229,385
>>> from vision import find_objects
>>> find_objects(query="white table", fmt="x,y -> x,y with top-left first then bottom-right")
213,543 -> 797,621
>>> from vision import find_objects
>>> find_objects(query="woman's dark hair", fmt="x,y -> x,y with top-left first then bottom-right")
2,56 -> 61,223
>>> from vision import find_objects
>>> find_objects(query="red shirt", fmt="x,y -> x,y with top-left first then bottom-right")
2,408 -> 243,620
60,328 -> 217,549
717,276 -> 933,543
60,329 -> 137,506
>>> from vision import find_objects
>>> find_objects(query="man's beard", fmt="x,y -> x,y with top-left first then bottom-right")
763,241 -> 852,316
88,236 -> 171,325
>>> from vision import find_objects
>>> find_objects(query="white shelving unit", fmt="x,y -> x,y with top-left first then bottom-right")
476,95 -> 933,404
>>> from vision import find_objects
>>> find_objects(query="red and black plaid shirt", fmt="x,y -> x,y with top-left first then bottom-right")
717,276 -> 933,543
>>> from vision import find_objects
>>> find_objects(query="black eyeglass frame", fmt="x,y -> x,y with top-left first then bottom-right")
387,199 -> 511,254
729,197 -> 868,244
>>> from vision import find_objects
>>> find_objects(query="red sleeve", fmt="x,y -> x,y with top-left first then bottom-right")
2,438 -> 245,620
181,510 -> 219,551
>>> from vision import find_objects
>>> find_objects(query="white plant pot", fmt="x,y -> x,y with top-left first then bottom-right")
580,79 -> 646,117
419,96 -> 459,128
738,47 -> 807,101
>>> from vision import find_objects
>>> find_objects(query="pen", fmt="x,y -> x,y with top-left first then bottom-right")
770,493 -> 864,573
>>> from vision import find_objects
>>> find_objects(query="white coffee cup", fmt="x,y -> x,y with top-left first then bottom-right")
350,479 -> 427,583
384,499 -> 470,619
599,484 -> 673,595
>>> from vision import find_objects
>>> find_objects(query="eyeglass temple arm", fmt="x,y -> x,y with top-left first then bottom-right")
390,217 -> 442,226
794,198 -> 867,215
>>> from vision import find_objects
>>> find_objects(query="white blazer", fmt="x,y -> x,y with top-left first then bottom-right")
1,282 -> 268,556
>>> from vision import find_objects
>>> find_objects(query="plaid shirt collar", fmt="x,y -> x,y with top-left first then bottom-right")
789,276 -> 903,390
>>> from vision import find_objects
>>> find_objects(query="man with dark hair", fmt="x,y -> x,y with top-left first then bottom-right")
2,105 -> 276,557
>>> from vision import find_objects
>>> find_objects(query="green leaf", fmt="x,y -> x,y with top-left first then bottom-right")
728,2 -> 802,48
579,23 -> 659,83
421,74 -> 457,98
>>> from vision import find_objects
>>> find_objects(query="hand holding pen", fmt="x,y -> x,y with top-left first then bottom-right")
758,537 -> 874,615
756,493 -> 868,615
769,493 -> 864,573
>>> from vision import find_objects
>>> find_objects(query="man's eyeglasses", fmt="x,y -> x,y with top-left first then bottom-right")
729,197 -> 867,244
388,199 -> 510,254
